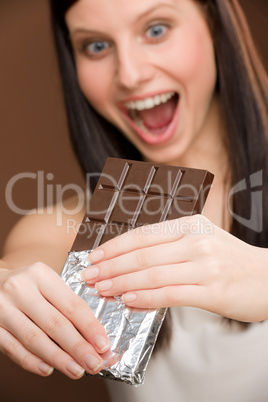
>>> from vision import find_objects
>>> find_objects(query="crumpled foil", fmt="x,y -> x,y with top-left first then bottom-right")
60,250 -> 167,386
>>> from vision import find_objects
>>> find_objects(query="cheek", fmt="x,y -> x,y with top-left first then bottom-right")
160,25 -> 217,102
186,32 -> 217,100
76,61 -> 112,115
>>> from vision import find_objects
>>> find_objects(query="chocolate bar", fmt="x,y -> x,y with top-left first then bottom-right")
61,158 -> 214,385
72,158 -> 214,251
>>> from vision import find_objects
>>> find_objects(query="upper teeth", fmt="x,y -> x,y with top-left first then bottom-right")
125,92 -> 175,111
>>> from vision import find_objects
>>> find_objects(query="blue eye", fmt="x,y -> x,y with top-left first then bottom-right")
146,24 -> 168,39
86,41 -> 109,55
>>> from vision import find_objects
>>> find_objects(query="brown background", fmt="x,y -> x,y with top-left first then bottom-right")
0,0 -> 267,401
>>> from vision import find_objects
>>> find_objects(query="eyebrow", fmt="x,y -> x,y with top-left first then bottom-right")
70,2 -> 176,35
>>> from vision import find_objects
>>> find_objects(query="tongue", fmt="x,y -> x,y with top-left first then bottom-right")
139,96 -> 177,129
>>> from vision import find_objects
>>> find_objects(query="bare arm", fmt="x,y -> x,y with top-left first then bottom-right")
2,196 -> 83,272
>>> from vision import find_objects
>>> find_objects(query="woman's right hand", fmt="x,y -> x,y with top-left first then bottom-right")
0,262 -> 111,379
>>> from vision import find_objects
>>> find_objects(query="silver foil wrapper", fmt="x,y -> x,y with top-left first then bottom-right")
60,250 -> 167,386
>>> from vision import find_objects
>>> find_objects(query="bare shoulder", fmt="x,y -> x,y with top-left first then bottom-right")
2,195 -> 86,273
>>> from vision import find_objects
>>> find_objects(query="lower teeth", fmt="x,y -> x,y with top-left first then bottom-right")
130,110 -> 152,136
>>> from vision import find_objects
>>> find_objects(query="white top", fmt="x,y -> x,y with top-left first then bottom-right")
106,306 -> 268,402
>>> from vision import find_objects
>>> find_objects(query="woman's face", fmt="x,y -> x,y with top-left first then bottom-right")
66,0 -> 218,165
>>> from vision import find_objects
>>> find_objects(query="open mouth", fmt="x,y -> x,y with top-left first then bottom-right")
121,91 -> 180,145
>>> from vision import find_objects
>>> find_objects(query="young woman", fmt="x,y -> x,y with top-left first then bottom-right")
1,0 -> 268,401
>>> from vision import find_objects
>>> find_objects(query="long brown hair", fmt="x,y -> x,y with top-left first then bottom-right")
50,0 -> 268,352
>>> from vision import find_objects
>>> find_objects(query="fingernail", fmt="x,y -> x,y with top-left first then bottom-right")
82,267 -> 99,282
95,280 -> 113,292
38,362 -> 54,376
89,249 -> 104,264
94,334 -> 110,353
84,354 -> 103,373
122,293 -> 137,303
65,361 -> 85,378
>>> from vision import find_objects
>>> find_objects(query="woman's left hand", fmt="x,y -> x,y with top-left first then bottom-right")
82,215 -> 268,323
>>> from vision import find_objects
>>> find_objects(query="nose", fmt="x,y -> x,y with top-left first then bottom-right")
114,41 -> 155,90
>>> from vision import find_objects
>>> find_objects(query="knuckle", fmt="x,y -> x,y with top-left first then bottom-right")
148,268 -> 163,286
181,214 -> 209,233
109,236 -> 121,256
105,259 -> 117,278
166,286 -> 180,305
46,314 -> 65,332
145,291 -> 154,308
195,213 -> 208,222
24,327 -> 40,347
2,340 -> 19,359
83,316 -> 99,335
64,295 -> 84,317
31,262 -> 51,279
195,236 -> 214,257
20,352 -> 34,371
134,226 -> 147,245
1,275 -> 21,295
192,213 -> 207,223
180,214 -> 197,225
48,348 -> 64,370
71,339 -> 88,357
136,248 -> 150,268
31,261 -> 48,273
207,260 -> 222,281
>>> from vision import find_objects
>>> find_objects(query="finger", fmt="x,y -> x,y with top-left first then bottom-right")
21,293 -> 107,373
83,236 -> 192,284
1,264 -> 108,377
95,262 -> 206,297
0,326 -> 54,377
36,265 -> 110,354
88,217 -> 194,264
1,307 -> 89,379
121,285 -> 207,309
